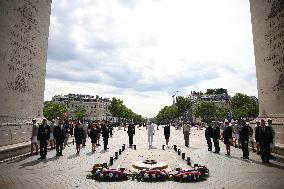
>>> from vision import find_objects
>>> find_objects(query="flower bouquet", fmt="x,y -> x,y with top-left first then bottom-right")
133,169 -> 169,182
171,169 -> 201,182
88,164 -> 128,181
193,165 -> 209,177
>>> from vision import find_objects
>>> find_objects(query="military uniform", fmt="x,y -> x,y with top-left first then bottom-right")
239,123 -> 250,159
37,122 -> 50,159
256,125 -> 273,163
127,124 -> 135,147
101,125 -> 109,150
54,123 -> 66,156
212,125 -> 220,153
205,125 -> 213,151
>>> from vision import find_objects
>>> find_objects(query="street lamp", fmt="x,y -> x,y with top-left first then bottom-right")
172,91 -> 179,105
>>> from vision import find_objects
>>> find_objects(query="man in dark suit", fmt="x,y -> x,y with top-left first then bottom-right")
54,120 -> 66,156
127,123 -> 135,147
239,119 -> 249,159
257,119 -> 274,163
205,123 -> 213,151
37,119 -> 50,159
164,124 -> 171,146
101,124 -> 109,150
212,122 -> 220,153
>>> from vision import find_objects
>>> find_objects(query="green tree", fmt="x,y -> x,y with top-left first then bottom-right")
175,96 -> 192,117
215,105 -> 230,121
74,106 -> 87,120
231,93 -> 259,119
109,97 -> 124,120
194,102 -> 217,123
43,101 -> 67,121
109,97 -> 144,123
155,105 -> 178,124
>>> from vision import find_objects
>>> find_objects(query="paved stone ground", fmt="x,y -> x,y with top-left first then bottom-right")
0,126 -> 284,189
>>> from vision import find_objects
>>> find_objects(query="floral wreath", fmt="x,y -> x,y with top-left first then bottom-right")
193,165 -> 209,177
133,169 -> 168,182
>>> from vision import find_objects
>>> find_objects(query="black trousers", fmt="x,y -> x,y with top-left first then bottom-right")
129,135 -> 133,146
103,137 -> 108,150
260,142 -> 270,162
56,139 -> 64,155
40,140 -> 48,158
241,141 -> 249,158
206,138 -> 212,151
213,139 -> 220,152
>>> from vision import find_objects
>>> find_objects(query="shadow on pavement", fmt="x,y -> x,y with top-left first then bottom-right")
20,159 -> 42,168
86,151 -> 95,156
67,154 -> 78,159
223,154 -> 284,170
45,156 -> 60,162
249,159 -> 284,171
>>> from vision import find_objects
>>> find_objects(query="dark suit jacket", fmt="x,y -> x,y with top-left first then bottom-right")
212,127 -> 220,140
239,125 -> 249,142
37,124 -> 50,141
164,126 -> 170,137
205,126 -> 213,139
54,125 -> 66,142
257,126 -> 273,144
127,125 -> 135,136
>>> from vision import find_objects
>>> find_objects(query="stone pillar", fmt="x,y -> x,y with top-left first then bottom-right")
250,0 -> 284,119
250,0 -> 284,145
0,0 -> 52,146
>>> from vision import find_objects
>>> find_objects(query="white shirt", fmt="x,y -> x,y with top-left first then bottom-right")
147,123 -> 155,135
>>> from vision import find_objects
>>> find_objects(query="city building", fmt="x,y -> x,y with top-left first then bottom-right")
52,94 -> 111,121
187,89 -> 231,107
186,89 -> 231,122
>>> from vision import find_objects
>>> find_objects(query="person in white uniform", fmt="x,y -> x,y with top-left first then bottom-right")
147,121 -> 155,148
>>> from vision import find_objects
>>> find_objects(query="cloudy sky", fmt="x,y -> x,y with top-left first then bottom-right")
44,0 -> 257,118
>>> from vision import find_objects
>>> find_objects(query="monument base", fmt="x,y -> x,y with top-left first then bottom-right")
0,116 -> 44,147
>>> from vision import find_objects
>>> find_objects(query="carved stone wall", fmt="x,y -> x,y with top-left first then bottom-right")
0,0 -> 52,146
250,0 -> 284,120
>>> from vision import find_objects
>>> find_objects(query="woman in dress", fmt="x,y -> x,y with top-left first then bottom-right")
74,122 -> 84,155
89,123 -> 98,152
223,120 -> 233,156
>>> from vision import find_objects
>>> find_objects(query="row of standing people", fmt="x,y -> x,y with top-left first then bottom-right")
205,119 -> 274,163
30,118 -> 117,158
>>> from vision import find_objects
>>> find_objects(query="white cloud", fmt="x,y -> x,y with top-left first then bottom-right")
45,0 -> 257,117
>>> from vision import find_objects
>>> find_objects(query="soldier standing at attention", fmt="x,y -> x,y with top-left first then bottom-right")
164,124 -> 171,147
101,124 -> 110,151
212,122 -> 220,153
183,121 -> 191,147
147,121 -> 155,148
127,123 -> 135,147
205,123 -> 213,151
37,119 -> 50,159
54,120 -> 66,156
239,119 -> 250,159
257,119 -> 274,163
